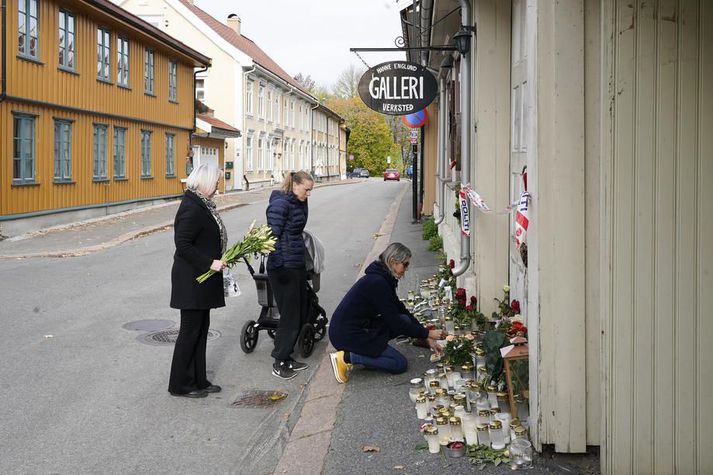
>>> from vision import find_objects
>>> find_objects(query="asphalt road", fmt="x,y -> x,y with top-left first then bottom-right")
0,179 -> 407,474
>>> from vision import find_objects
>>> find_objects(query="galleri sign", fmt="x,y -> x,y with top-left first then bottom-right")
358,61 -> 438,115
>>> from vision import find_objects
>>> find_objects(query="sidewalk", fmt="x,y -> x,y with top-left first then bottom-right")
0,180 -> 355,259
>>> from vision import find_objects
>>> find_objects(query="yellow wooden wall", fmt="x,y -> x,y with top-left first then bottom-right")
1,0 -> 203,217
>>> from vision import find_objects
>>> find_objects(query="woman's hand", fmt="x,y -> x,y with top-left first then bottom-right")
427,338 -> 443,356
210,260 -> 226,272
428,329 -> 446,340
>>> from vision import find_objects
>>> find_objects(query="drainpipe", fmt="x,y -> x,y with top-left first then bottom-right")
191,65 -> 209,171
419,0 -> 434,67
452,0 -> 472,278
310,101 -> 319,176
1,0 -> 7,102
433,56 -> 452,226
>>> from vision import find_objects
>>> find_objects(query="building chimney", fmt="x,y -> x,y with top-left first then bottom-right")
227,14 -> 241,35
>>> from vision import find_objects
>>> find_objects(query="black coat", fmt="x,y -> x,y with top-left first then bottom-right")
170,190 -> 225,310
328,261 -> 428,357
265,190 -> 308,271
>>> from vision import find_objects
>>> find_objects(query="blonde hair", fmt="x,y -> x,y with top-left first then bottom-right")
186,164 -> 221,196
282,170 -> 314,193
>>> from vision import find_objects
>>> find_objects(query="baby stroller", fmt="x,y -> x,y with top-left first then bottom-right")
239,233 -> 328,357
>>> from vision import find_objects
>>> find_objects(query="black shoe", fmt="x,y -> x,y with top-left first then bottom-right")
202,384 -> 222,393
169,389 -> 208,398
287,359 -> 309,372
272,361 -> 297,380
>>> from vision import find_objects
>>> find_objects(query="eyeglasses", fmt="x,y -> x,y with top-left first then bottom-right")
400,261 -> 410,268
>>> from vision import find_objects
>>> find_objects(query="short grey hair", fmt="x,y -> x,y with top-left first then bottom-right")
186,164 -> 221,196
379,242 -> 412,270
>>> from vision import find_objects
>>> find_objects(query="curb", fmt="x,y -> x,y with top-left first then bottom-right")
272,184 -> 409,475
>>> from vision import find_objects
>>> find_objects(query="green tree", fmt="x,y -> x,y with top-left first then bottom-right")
327,96 -> 402,175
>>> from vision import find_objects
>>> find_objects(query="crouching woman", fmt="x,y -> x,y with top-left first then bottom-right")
328,242 -> 444,383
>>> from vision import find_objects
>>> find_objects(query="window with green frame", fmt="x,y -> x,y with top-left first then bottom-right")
97,28 -> 111,81
58,10 -> 75,70
18,0 -> 39,59
141,130 -> 152,177
165,133 -> 175,176
168,61 -> 177,102
113,127 -> 127,178
144,49 -> 154,94
54,119 -> 72,182
13,114 -> 36,183
93,124 -> 108,180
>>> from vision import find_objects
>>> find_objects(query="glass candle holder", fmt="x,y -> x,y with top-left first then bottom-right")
509,419 -> 522,441
486,385 -> 498,407
415,395 -> 428,419
489,420 -> 505,450
409,378 -> 424,402
436,388 -> 450,407
453,378 -> 466,391
461,363 -> 475,381
453,324 -> 461,336
428,380 -> 440,396
424,369 -> 438,389
438,373 -> 449,390
477,366 -> 489,384
446,369 -> 461,388
494,412 -> 512,444
475,348 -> 486,367
444,317 -> 455,335
509,438 -> 534,469
477,409 -> 491,427
476,424 -> 490,446
435,416 -> 451,445
449,416 -> 464,442
464,424 -> 478,446
514,425 -> 529,441
427,394 -> 438,414
453,393 -> 467,410
424,425 -> 440,454
496,391 -> 510,415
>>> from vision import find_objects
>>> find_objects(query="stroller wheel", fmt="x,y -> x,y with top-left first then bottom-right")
267,329 -> 277,339
297,323 -> 315,358
313,316 -> 328,341
240,320 -> 259,353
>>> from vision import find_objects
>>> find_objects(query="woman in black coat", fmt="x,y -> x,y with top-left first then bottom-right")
168,164 -> 226,398
328,243 -> 445,383
265,170 -> 314,380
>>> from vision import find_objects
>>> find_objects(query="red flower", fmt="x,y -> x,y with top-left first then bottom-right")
455,288 -> 466,299
511,299 -> 521,314
465,305 -> 473,312
470,296 -> 477,305
449,259 -> 455,269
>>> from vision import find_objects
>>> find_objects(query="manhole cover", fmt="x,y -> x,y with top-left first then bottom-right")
232,390 -> 288,408
122,319 -> 175,332
137,328 -> 221,346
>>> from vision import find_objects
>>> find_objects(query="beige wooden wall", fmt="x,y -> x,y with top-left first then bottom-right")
601,0 -> 713,472
422,102 -> 438,216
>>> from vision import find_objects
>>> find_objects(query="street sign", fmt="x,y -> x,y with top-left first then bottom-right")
357,61 -> 438,115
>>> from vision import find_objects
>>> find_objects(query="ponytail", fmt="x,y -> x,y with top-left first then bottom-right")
282,170 -> 314,193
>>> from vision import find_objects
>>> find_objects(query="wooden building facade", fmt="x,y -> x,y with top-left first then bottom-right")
0,0 -> 210,236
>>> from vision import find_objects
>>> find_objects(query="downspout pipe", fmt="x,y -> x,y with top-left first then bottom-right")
419,0 -> 434,67
191,65 -> 209,170
452,0 -> 472,278
1,0 -> 7,102
433,56 -> 452,226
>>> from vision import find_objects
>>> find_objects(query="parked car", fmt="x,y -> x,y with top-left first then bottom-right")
383,168 -> 401,181
359,168 -> 370,178
348,167 -> 368,179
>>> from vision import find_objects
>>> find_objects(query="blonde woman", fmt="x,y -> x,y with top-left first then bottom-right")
266,171 -> 314,379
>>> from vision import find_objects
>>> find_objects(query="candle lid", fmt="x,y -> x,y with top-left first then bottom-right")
415,395 -> 426,403
435,416 -> 448,425
489,420 -> 503,429
510,419 -> 521,428
448,416 -> 462,426
486,385 -> 497,392
475,348 -> 486,356
429,380 -> 441,388
490,407 -> 501,414
461,363 -> 474,371
496,391 -> 509,398
476,424 -> 489,432
514,426 -> 528,436
427,394 -> 437,401
424,425 -> 439,435
410,377 -> 423,385
478,410 -> 490,417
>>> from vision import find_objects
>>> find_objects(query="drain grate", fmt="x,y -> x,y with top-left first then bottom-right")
122,319 -> 175,332
231,390 -> 288,408
138,328 -> 221,346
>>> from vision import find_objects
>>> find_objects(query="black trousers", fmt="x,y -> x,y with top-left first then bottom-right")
268,267 -> 307,362
168,309 -> 211,394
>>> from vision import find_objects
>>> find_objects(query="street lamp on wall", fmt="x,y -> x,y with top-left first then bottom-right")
453,25 -> 477,56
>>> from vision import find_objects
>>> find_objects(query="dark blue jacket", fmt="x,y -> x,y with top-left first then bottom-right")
329,261 -> 428,357
266,190 -> 308,270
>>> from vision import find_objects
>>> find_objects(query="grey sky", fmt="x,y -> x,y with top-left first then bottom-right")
195,0 -> 407,87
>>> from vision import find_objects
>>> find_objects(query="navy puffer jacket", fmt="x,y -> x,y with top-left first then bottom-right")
266,190 -> 308,270
329,261 -> 428,357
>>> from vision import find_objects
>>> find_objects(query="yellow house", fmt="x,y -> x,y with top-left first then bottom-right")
0,0 -> 210,236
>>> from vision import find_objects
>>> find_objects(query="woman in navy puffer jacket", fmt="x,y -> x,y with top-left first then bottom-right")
266,171 -> 314,380
328,243 -> 445,383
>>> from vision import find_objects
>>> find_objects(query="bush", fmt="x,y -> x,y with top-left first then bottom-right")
422,217 -> 438,240
428,235 -> 443,252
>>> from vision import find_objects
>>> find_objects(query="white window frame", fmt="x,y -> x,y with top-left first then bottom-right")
246,81 -> 253,115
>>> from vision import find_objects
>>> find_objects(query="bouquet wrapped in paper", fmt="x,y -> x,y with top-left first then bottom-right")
196,221 -> 277,283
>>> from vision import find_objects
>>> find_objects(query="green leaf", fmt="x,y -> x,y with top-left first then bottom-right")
414,442 -> 428,451
493,458 -> 501,466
